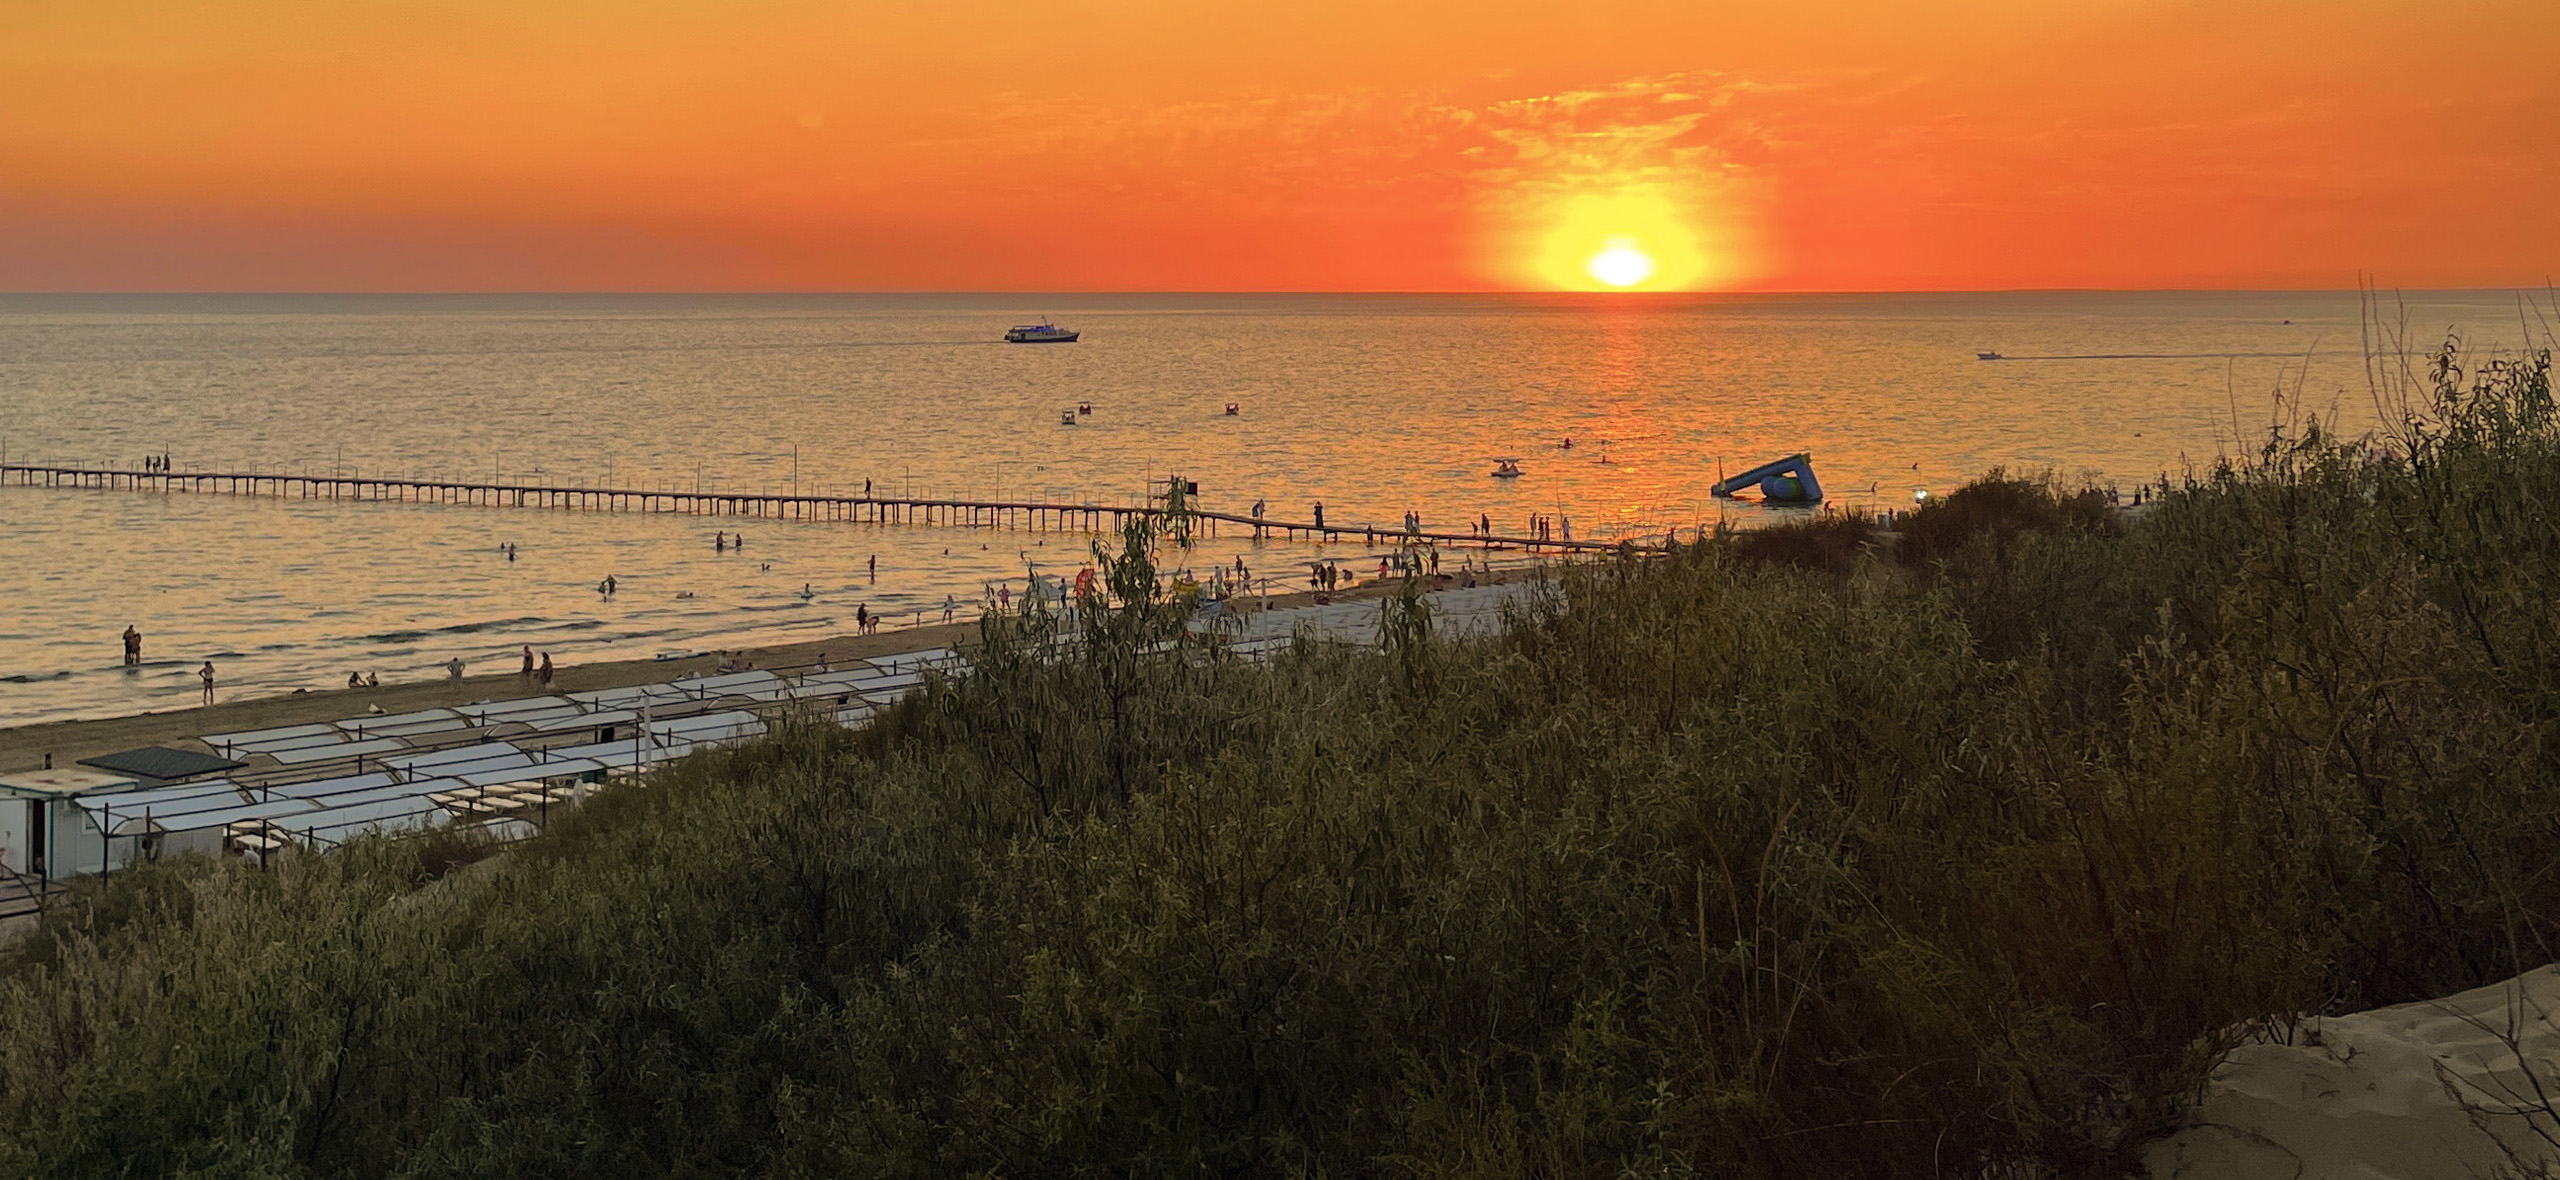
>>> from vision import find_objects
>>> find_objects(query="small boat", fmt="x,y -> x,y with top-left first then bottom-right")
1491,458 -> 1523,479
1977,351 -> 2003,361
1223,402 -> 1240,416
1007,322 -> 1080,343
1078,401 -> 1093,415
1059,410 -> 1078,426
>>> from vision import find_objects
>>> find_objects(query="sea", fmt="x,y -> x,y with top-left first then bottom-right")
0,290 -> 2543,726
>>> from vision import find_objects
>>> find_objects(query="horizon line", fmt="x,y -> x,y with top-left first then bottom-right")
1,285 -> 2548,298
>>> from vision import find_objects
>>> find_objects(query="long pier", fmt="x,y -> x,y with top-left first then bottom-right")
2,463 -> 1636,553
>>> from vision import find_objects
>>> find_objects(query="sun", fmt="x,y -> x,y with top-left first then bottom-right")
1586,239 -> 1655,288
1505,187 -> 1748,291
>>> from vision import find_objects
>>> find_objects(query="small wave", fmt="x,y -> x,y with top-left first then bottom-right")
353,614 -> 550,643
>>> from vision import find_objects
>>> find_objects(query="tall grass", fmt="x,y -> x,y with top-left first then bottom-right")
0,337 -> 2554,1177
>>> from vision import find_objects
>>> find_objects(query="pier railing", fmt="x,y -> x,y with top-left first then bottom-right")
1,462 -> 1637,552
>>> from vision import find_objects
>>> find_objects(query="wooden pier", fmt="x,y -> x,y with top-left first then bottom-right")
2,463 -> 1638,553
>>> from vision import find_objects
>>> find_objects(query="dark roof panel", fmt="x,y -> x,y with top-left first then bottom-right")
78,746 -> 246,782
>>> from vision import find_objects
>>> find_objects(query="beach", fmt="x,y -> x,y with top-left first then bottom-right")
0,578 -> 1434,776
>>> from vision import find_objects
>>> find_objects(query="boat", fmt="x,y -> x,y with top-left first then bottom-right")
1223,402 -> 1240,416
1006,322 -> 1080,343
1059,410 -> 1078,426
1078,401 -> 1093,415
1491,458 -> 1523,479
1977,351 -> 2004,361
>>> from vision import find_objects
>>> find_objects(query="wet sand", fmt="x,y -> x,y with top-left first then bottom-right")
0,580 -> 1436,776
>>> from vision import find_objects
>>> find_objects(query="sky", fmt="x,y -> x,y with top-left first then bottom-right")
1,0 -> 2554,292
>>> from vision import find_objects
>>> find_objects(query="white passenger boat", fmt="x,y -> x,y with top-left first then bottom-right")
1006,322 -> 1080,343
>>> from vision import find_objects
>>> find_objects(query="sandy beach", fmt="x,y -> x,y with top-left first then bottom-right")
0,578 -> 1438,777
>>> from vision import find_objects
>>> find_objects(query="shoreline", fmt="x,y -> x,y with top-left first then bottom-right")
0,577 -> 1459,776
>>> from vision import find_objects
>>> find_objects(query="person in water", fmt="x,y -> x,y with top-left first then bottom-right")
537,652 -> 555,688
520,645 -> 535,680
122,624 -> 141,666
199,661 -> 216,705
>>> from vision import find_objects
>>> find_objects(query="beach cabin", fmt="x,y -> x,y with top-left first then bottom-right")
0,766 -> 148,880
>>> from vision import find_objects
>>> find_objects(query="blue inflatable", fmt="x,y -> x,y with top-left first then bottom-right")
1713,453 -> 1824,504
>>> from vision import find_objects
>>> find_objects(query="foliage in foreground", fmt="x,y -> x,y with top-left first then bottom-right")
0,340 -> 2556,1178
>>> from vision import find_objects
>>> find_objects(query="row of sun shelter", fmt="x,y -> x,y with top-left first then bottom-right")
0,652 -> 958,881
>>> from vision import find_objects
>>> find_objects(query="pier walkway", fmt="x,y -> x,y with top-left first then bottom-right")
3,462 -> 1635,553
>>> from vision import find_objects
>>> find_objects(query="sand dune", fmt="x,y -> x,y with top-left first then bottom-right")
2150,965 -> 2560,1179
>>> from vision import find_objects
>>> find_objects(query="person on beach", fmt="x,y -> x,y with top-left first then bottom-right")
520,645 -> 535,680
122,624 -> 141,666
348,672 -> 364,690
537,652 -> 554,688
365,672 -> 379,688
446,656 -> 465,683
856,604 -> 871,633
944,593 -> 956,623
998,584 -> 1011,610
199,661 -> 215,705
814,652 -> 830,673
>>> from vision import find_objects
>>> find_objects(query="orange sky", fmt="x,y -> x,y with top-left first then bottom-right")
2,0 -> 2553,291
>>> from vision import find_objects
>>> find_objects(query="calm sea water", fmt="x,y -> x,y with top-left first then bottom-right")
0,291 -> 2537,726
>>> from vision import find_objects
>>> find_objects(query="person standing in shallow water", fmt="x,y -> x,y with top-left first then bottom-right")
198,661 -> 215,705
520,645 -> 535,681
122,624 -> 141,666
537,652 -> 554,688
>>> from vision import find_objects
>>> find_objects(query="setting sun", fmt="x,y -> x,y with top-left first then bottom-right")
1586,240 -> 1655,287
1503,185 -> 1755,292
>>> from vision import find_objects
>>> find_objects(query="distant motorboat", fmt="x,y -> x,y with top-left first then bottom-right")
1491,457 -> 1523,479
1223,402 -> 1240,416
1007,322 -> 1080,343
1078,401 -> 1093,415
1977,351 -> 2004,361
1059,410 -> 1078,426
